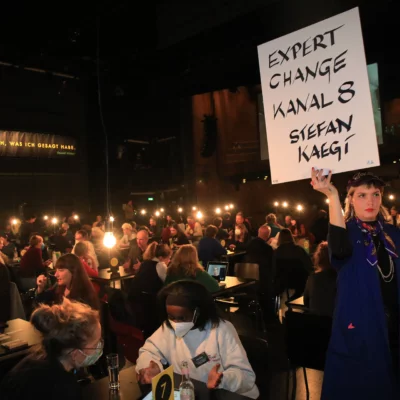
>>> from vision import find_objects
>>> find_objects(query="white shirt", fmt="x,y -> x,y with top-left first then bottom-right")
72,240 -> 99,269
136,320 -> 259,399
152,257 -> 167,282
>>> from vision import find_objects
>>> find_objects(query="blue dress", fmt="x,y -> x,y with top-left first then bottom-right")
322,220 -> 400,399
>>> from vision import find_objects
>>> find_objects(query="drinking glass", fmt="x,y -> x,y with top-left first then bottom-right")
106,353 -> 120,390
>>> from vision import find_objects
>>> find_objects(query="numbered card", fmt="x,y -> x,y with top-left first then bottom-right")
152,365 -> 174,400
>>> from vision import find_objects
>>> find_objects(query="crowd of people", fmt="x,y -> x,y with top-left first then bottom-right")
2,168 -> 400,399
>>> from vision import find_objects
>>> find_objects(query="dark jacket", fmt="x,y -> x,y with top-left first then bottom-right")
0,355 -> 81,400
197,237 -> 227,267
322,220 -> 400,399
19,247 -> 45,278
245,237 -> 274,293
303,269 -> 337,317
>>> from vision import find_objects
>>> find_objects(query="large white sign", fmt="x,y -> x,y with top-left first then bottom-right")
257,7 -> 379,184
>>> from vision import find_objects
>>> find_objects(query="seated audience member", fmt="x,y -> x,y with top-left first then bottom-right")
185,215 -> 203,243
148,217 -> 161,237
197,225 -> 227,266
123,229 -> 149,271
0,298 -> 102,400
213,217 -> 230,242
19,235 -> 52,290
0,237 -> 11,265
226,223 -> 250,251
274,228 -> 312,300
124,243 -> 172,334
73,242 -> 99,277
0,262 -> 11,325
136,281 -> 259,398
119,223 -> 137,249
245,226 -> 274,289
92,215 -> 103,228
61,223 -> 75,246
164,245 -> 219,293
50,229 -> 71,254
235,212 -> 252,235
35,254 -> 100,310
264,213 -> 282,238
304,241 -> 337,317
72,230 -> 99,270
91,227 -> 105,254
169,223 -> 190,248
0,233 -> 16,260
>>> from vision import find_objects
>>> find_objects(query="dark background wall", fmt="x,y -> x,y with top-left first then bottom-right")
0,67 -> 89,219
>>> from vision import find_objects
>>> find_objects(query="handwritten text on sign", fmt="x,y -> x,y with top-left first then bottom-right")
257,8 -> 379,184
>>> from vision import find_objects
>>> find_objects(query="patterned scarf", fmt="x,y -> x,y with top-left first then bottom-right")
354,217 -> 398,267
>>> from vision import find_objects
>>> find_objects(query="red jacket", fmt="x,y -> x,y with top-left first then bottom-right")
20,247 -> 46,277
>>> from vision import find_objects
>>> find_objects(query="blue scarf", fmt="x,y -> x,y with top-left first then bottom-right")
354,217 -> 398,267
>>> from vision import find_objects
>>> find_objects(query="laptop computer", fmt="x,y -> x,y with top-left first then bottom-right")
206,261 -> 228,282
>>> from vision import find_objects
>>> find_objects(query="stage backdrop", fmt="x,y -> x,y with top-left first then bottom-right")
0,131 -> 77,158
257,7 -> 379,184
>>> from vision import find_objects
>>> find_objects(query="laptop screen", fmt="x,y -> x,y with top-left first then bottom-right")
207,262 -> 228,281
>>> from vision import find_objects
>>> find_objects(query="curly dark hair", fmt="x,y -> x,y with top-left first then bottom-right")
158,280 -> 222,331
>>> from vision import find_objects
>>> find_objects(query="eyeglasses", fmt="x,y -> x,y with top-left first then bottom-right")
81,338 -> 104,351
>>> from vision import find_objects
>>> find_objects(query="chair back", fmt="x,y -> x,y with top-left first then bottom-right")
239,334 -> 269,398
234,263 -> 259,280
101,300 -> 145,364
285,310 -> 332,371
274,258 -> 308,295
10,282 -> 26,320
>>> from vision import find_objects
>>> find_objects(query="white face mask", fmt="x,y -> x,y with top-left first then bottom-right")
234,229 -> 241,236
77,339 -> 103,367
169,320 -> 194,339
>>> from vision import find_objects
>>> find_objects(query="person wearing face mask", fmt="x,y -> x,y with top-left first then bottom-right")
0,298 -> 102,400
136,281 -> 259,398
226,223 -> 250,252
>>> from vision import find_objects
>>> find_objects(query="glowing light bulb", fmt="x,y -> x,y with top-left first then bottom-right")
74,215 -> 79,220
274,202 -> 279,207
103,232 -> 117,249
192,206 -> 197,211
52,218 -> 58,224
389,194 -> 395,200
160,208 -> 164,212
140,209 -> 146,215
44,215 -> 48,220
225,205 -> 229,210
325,199 -> 330,204
196,211 -> 203,219
282,202 -> 288,208
12,219 -> 18,225
215,208 -> 221,214
297,205 -> 303,211
229,204 -> 234,209
155,211 -> 160,217
178,207 -> 183,213
109,216 -> 115,222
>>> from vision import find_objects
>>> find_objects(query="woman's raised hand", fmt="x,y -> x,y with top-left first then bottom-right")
310,168 -> 338,198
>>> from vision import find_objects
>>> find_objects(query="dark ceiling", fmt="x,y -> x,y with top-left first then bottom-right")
1,0 -> 399,97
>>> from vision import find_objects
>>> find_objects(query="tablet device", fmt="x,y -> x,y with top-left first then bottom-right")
207,261 -> 228,282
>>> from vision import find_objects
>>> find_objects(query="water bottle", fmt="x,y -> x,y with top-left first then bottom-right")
179,361 -> 195,400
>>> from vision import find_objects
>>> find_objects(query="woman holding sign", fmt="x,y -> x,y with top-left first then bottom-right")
311,168 -> 400,399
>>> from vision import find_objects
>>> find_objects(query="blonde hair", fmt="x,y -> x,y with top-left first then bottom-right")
344,185 -> 390,222
167,244 -> 202,278
30,298 -> 99,360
